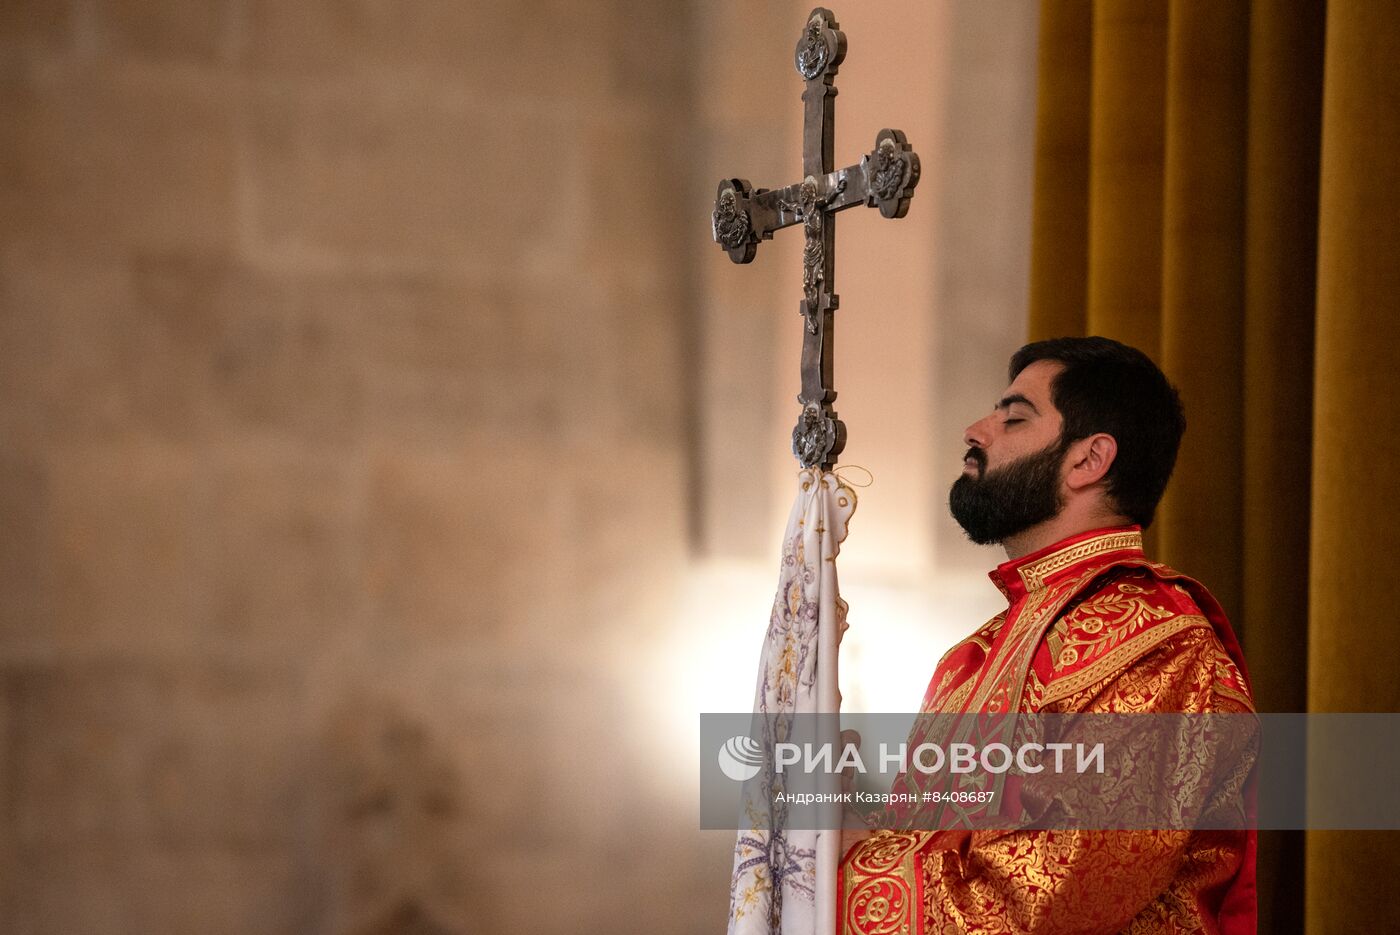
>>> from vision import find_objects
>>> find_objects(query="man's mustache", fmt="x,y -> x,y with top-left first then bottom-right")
964,447 -> 987,472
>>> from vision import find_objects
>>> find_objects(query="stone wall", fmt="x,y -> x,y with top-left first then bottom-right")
1,1 -> 708,932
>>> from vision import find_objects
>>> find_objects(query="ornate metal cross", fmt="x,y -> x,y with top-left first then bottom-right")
712,7 -> 920,470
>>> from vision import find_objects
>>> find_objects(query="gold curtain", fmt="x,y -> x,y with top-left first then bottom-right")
1028,1 -> 1400,931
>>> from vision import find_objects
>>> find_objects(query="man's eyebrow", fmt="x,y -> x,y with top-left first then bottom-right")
995,393 -> 1040,415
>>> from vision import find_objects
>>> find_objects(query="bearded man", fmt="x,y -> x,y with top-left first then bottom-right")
838,336 -> 1256,934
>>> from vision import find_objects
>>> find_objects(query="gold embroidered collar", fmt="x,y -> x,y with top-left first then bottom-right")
989,525 -> 1145,600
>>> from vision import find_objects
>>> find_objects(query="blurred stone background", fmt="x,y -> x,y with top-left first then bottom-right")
0,1 -> 1036,933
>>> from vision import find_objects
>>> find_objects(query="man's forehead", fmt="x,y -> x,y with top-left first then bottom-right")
1004,359 -> 1063,404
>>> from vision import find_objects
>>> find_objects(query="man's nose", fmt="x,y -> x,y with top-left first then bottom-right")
964,416 -> 990,450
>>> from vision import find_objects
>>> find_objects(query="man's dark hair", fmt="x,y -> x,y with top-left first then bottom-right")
1009,336 -> 1185,529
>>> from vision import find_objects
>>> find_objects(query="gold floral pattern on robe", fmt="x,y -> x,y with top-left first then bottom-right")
838,526 -> 1257,935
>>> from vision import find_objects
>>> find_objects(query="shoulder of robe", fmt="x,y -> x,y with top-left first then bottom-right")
1033,565 -> 1233,707
934,610 -> 1007,671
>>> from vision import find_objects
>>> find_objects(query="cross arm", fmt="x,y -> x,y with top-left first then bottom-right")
711,128 -> 920,264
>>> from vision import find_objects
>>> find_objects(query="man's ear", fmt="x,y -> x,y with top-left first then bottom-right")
1065,433 -> 1117,491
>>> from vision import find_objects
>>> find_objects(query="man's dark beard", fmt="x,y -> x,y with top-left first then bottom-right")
948,435 -> 1071,545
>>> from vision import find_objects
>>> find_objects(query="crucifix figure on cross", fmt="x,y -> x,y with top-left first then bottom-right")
712,6 -> 920,471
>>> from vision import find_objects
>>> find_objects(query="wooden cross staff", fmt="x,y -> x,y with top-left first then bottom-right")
712,6 -> 920,471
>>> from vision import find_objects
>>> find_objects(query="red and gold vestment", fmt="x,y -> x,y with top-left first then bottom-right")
839,525 -> 1256,935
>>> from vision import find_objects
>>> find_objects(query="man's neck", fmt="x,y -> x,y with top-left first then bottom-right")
1000,509 -> 1133,561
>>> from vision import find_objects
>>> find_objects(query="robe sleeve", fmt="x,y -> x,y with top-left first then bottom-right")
839,625 -> 1255,935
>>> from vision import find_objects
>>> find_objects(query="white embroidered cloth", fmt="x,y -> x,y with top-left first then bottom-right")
727,468 -> 856,935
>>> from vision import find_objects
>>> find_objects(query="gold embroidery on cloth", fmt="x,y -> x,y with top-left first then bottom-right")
967,584 -> 1062,712
925,668 -> 962,711
928,613 -> 1003,688
1212,644 -> 1254,708
939,680 -> 972,716
843,831 -> 926,935
1039,615 -> 1209,707
1045,580 -> 1176,666
1034,625 -> 1238,713
849,830 -> 927,873
910,626 -> 1253,934
922,827 -> 1198,934
916,565 -> 1112,827
1015,530 -> 1143,591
